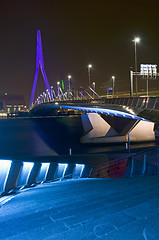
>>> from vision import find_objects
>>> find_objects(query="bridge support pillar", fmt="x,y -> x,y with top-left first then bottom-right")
80,113 -> 155,144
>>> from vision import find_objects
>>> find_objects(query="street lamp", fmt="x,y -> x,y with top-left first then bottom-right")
88,64 -> 92,87
92,82 -> 95,99
68,75 -> 72,99
112,76 -> 115,96
57,81 -> 60,99
133,37 -> 140,96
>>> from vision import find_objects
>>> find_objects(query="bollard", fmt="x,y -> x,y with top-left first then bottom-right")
69,148 -> 72,156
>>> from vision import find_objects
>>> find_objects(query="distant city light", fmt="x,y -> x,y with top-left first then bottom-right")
68,75 -> 71,79
88,64 -> 92,68
5,93 -> 7,96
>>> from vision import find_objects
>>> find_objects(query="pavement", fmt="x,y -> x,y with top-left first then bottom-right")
0,176 -> 159,240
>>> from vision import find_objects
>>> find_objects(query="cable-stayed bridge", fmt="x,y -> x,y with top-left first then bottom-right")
1,30 -> 159,240
29,30 -> 158,122
29,30 -> 159,145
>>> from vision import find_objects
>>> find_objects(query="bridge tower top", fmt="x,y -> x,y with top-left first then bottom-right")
29,30 -> 51,109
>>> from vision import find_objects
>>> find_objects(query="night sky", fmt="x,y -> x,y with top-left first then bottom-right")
0,0 -> 159,106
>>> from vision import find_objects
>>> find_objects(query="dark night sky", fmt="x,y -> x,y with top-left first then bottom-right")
0,0 -> 159,106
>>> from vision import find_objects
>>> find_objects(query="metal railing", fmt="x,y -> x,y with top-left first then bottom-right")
32,96 -> 159,112
125,146 -> 159,177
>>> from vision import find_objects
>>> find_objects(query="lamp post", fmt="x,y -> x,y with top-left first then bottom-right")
88,64 -> 92,87
68,75 -> 72,99
57,81 -> 60,99
112,76 -> 115,96
133,37 -> 140,96
92,82 -> 95,99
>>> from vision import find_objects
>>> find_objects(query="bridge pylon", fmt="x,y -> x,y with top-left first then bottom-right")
29,30 -> 51,109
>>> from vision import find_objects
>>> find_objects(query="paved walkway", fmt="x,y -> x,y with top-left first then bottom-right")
1,176 -> 159,239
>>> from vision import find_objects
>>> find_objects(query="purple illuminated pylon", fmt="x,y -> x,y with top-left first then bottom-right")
30,30 -> 51,108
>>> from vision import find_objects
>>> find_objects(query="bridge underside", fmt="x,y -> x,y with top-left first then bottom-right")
30,104 -> 156,144
32,103 -> 144,120
81,113 -> 155,144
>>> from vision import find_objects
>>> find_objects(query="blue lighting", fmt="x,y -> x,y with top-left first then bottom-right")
55,163 -> 68,180
0,160 -> 12,192
17,162 -> 34,187
37,163 -> 50,182
73,164 -> 85,178
47,104 -> 146,121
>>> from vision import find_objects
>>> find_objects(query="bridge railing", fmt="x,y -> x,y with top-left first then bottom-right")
32,96 -> 159,112
100,96 -> 159,110
124,146 -> 159,177
0,159 -> 92,196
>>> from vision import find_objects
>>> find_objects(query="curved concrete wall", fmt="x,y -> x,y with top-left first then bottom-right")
0,159 -> 91,196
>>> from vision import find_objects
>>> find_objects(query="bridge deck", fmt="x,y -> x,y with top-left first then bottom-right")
31,96 -> 159,122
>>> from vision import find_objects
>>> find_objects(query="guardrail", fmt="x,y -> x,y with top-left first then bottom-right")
32,96 -> 159,112
0,159 -> 92,196
124,146 -> 159,177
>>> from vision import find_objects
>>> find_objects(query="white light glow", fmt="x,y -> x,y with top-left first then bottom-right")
55,163 -> 68,180
37,163 -> 50,182
73,164 -> 85,178
17,162 -> 34,187
88,64 -> 92,68
23,162 -> 34,183
62,164 -> 68,178
0,160 -> 12,192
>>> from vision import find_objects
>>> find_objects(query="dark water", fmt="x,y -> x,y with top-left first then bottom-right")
0,115 -> 157,159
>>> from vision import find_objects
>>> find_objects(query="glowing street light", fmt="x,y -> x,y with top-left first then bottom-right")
57,81 -> 60,99
68,75 -> 71,91
112,76 -> 115,96
68,75 -> 72,99
88,64 -> 92,86
133,37 -> 140,95
92,82 -> 95,99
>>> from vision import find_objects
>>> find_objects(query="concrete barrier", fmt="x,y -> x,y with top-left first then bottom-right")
0,159 -> 89,196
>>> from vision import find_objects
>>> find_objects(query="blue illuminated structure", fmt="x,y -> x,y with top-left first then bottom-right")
73,164 -> 85,178
43,104 -> 146,120
0,159 -> 89,195
30,30 -> 51,109
0,160 -> 12,192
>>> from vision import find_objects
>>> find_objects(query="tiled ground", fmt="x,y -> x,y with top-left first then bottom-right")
0,176 -> 159,240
